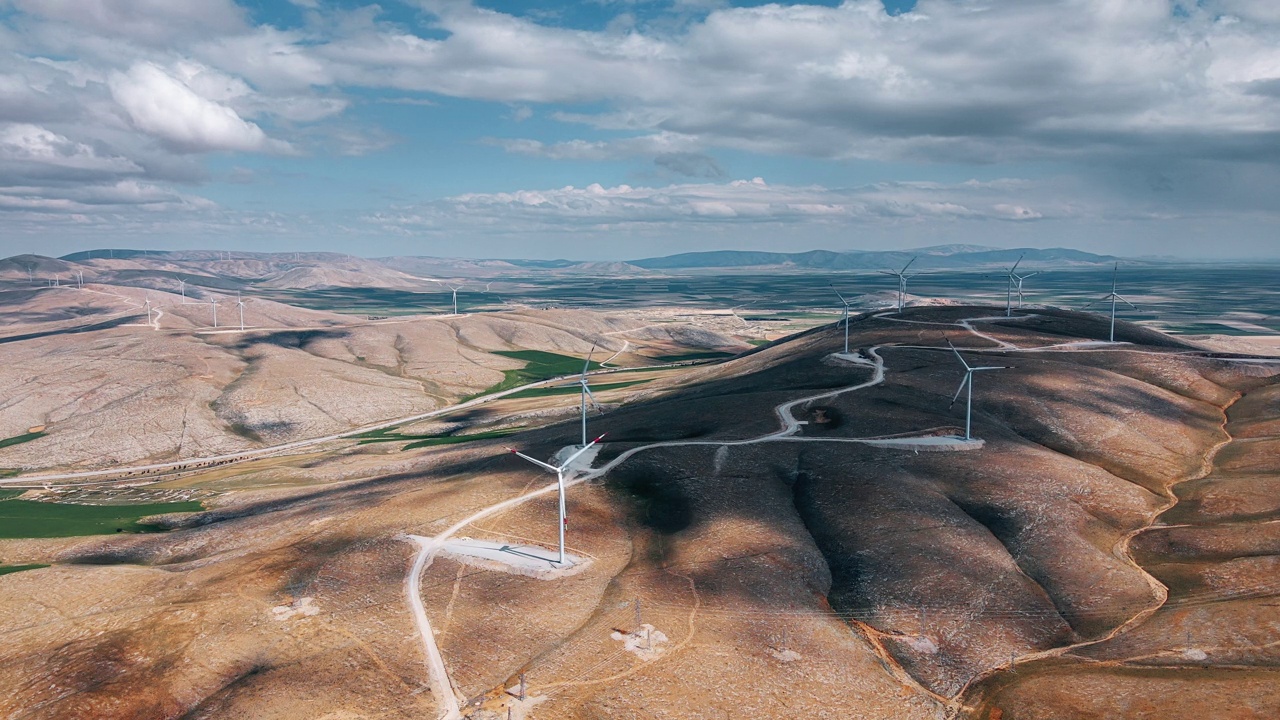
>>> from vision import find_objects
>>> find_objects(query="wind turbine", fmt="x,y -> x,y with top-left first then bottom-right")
236,292 -> 246,331
1083,263 -> 1134,342
830,286 -> 853,354
947,339 -> 1007,441
25,265 -> 33,284
878,256 -> 918,313
178,279 -> 186,304
563,347 -> 604,447
506,434 -> 607,564
144,294 -> 153,326
210,296 -> 219,328
1002,254 -> 1040,316
75,270 -> 83,289
447,284 -> 463,315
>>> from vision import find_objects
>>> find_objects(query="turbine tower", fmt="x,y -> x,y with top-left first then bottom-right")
830,286 -> 853,354
1084,263 -> 1134,342
506,434 -> 607,564
144,294 -> 153,326
878,256 -> 918,313
75,270 -> 84,289
447,284 -> 464,315
1003,254 -> 1040,316
210,296 -> 219,328
565,347 -> 604,447
178,279 -> 186,304
236,292 -> 246,331
948,339 -> 1007,441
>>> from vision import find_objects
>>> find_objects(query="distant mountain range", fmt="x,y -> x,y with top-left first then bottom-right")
630,246 -> 1119,270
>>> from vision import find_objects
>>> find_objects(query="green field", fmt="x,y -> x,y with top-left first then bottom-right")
0,430 -> 45,450
651,350 -> 738,362
504,378 -> 650,399
471,350 -> 603,398
356,426 -> 524,450
0,498 -> 204,539
0,564 -> 49,576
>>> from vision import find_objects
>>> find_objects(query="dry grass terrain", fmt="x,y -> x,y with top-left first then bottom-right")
1,302 -> 1277,720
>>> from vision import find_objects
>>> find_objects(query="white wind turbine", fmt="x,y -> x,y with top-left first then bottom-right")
75,270 -> 84,289
506,434 -> 607,564
830,286 -> 853,354
1083,263 -> 1134,343
1002,254 -> 1040,316
178,279 -> 187,304
878,256 -> 918,313
144,293 -> 154,327
562,347 -> 604,447
236,292 -> 246,331
209,295 -> 219,328
948,339 -> 1007,441
447,284 -> 463,315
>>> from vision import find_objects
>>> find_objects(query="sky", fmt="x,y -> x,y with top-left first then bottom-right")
1,0 -> 1279,260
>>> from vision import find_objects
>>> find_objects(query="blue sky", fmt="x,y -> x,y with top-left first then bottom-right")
2,0 -> 1279,260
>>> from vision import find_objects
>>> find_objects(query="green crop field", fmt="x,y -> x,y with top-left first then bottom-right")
356,426 -> 524,450
0,498 -> 204,539
504,379 -> 650,399
472,350 -> 603,397
0,564 -> 49,577
0,431 -> 45,450
651,350 -> 738,362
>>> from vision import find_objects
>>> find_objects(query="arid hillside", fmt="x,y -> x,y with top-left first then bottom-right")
0,306 -> 1276,720
0,284 -> 747,472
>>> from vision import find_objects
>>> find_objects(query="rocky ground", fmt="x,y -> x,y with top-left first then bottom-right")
1,305 -> 1277,719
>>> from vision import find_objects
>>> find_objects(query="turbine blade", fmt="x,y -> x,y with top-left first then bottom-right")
1009,253 -> 1023,274
901,256 -> 917,274
949,374 -> 970,409
971,366 -> 1008,371
563,433 -> 606,466
584,386 -> 605,413
946,338 -> 972,370
583,345 -> 596,376
509,449 -> 558,473
1116,294 -> 1136,309
1021,271 -> 1040,279
831,287 -> 850,305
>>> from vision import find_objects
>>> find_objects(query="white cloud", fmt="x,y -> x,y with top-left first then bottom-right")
0,123 -> 141,174
107,63 -> 291,153
290,0 -> 1280,168
12,0 -> 247,44
370,176 -> 1059,234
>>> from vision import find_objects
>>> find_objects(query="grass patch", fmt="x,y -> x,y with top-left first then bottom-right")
0,499 -> 205,539
505,379 -> 650,399
402,428 -> 524,450
651,350 -> 737,362
0,431 -> 45,450
747,339 -> 771,346
0,469 -> 21,479
466,350 -> 603,400
0,488 -> 24,500
0,564 -> 49,576
357,427 -> 524,449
